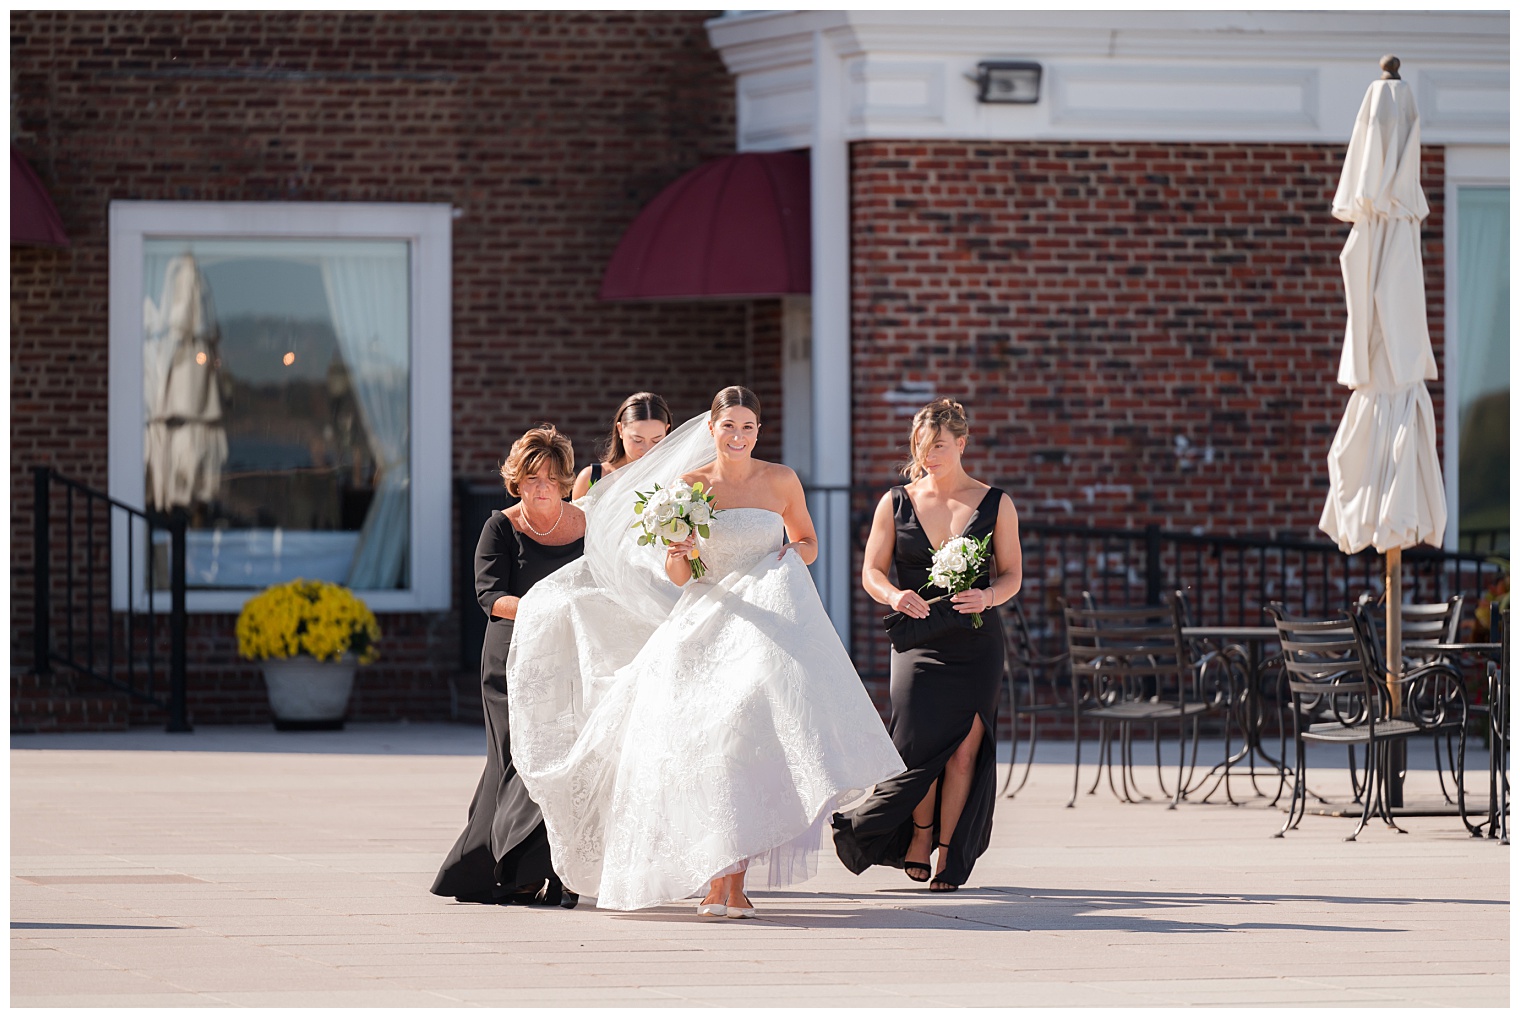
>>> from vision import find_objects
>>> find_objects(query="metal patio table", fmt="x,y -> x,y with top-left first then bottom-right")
1181,625 -> 1285,804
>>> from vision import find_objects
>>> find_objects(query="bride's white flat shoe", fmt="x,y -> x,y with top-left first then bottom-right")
726,902 -> 757,919
697,902 -> 727,918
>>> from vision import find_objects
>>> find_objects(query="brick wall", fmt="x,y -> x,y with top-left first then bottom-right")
10,10 -> 777,724
849,140 -> 1447,702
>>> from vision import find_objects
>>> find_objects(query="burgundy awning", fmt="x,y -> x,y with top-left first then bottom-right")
600,151 -> 809,300
11,148 -> 69,247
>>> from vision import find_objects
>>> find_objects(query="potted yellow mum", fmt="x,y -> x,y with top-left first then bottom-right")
235,578 -> 381,730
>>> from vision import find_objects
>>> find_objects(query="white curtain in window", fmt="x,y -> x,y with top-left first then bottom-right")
320,252 -> 412,590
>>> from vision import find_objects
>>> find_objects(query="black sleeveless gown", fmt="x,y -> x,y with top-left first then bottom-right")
431,511 -> 583,904
832,486 -> 1005,887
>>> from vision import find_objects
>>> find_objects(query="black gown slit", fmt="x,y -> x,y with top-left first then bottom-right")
832,486 -> 1005,888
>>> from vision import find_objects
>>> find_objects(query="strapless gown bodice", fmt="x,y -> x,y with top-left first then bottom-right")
694,507 -> 784,580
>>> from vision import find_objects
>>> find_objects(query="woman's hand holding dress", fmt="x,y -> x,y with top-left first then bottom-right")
890,588 -> 932,619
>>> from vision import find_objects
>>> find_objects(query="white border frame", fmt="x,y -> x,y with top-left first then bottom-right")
1441,147 -> 1509,549
108,200 -> 453,613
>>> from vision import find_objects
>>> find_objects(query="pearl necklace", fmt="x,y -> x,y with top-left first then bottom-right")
519,500 -> 564,537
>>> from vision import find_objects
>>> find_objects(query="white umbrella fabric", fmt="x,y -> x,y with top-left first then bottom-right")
143,253 -> 228,512
1318,57 -> 1447,718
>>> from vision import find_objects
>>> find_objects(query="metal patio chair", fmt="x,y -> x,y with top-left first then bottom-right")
1267,602 -> 1468,841
1000,600 -> 1071,798
1063,594 -> 1231,810
1358,595 -> 1464,803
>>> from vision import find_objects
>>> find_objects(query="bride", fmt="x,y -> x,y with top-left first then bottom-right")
505,386 -> 904,915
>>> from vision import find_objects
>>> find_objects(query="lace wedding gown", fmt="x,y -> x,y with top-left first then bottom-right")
505,417 -> 904,911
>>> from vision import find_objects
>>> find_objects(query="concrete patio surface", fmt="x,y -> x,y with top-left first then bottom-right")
11,723 -> 1510,1008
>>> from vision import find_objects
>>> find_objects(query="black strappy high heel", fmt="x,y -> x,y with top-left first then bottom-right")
930,842 -> 960,892
904,822 -> 933,883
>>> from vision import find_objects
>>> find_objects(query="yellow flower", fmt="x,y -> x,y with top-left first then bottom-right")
236,579 -> 381,665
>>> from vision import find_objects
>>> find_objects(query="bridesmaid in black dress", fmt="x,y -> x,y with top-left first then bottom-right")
433,425 -> 586,908
833,399 -> 1023,891
570,391 -> 672,500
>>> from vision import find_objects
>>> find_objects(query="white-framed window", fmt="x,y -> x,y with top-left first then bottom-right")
1442,148 -> 1510,554
108,201 -> 452,613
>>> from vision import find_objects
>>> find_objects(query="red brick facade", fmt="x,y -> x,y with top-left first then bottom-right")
846,140 -> 1447,700
10,11 -> 783,725
12,14 -> 1458,730
851,140 -> 1446,527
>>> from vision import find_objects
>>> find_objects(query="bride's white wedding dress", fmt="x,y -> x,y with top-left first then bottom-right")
505,415 -> 904,911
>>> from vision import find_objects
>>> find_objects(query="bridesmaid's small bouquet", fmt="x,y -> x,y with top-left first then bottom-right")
927,534 -> 994,628
631,480 -> 719,579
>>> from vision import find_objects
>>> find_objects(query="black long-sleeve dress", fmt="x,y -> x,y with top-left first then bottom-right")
431,510 -> 583,904
832,485 -> 1006,887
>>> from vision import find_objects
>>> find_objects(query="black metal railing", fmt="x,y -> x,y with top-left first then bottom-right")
31,467 -> 190,731
1016,522 -> 1502,638
801,485 -> 1507,683
1458,527 -> 1511,556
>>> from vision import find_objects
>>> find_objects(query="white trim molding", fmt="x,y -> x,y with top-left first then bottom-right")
108,200 -> 453,614
808,29 -> 855,650
708,10 -> 1509,148
1048,63 -> 1319,132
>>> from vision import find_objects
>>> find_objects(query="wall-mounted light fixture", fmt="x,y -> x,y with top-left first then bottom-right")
971,61 -> 1042,104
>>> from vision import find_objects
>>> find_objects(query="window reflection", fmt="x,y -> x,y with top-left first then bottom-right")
1455,188 -> 1509,554
143,239 -> 411,590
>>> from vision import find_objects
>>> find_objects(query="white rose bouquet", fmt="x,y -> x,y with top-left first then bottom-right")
631,480 -> 719,579
926,533 -> 994,628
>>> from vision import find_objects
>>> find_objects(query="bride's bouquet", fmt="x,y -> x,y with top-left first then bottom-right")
927,534 -> 994,628
631,480 -> 719,579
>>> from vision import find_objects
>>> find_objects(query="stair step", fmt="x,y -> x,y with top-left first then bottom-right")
11,671 -> 75,695
12,694 -> 132,734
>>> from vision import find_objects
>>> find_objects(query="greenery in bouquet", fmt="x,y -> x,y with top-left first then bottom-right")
631,480 -> 719,579
236,578 -> 381,664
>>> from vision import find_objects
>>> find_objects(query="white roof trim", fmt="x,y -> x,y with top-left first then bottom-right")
708,10 -> 1510,149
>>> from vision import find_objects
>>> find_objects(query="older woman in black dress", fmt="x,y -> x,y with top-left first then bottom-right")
833,399 -> 1022,891
432,425 -> 586,908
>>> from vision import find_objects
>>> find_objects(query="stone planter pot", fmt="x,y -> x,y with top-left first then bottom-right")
260,656 -> 357,731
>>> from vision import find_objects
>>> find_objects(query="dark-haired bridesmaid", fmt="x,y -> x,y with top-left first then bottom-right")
832,398 -> 1022,892
571,391 -> 673,500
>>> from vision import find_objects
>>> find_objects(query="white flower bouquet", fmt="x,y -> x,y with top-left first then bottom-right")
631,480 -> 719,579
926,533 -> 994,628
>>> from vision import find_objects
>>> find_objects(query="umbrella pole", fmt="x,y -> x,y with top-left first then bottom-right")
1386,547 -> 1405,808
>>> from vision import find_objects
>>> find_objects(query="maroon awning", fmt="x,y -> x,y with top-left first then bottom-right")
600,151 -> 809,300
11,148 -> 69,247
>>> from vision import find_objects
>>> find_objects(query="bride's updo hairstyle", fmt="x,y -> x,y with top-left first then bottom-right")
501,424 -> 575,498
709,385 -> 762,424
903,398 -> 969,480
603,391 -> 672,465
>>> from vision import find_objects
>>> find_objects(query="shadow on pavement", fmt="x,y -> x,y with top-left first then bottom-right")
595,880 -> 1496,932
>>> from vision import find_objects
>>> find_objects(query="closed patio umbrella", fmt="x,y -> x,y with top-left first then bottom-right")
1318,57 -> 1446,729
143,253 -> 228,512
